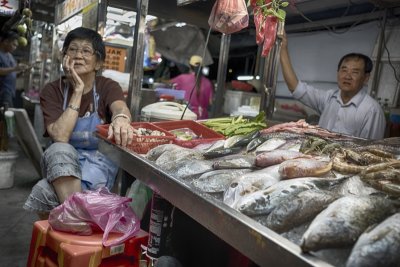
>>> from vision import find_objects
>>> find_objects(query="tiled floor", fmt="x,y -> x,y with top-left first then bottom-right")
0,140 -> 41,267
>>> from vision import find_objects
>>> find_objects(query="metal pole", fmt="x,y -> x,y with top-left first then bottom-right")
260,21 -> 284,119
211,33 -> 231,118
127,0 -> 149,121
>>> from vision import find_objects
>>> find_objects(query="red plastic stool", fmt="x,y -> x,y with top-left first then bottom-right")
27,220 -> 148,267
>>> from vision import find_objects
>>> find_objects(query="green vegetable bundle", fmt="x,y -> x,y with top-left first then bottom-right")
202,112 -> 267,137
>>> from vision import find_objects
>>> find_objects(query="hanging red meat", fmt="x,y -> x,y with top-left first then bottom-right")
252,0 -> 288,57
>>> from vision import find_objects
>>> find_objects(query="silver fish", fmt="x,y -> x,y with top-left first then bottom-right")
260,132 -> 307,141
333,175 -> 378,196
224,135 -> 245,148
236,177 -> 344,216
223,165 -> 281,208
164,159 -> 214,180
192,169 -> 252,193
146,144 -> 185,161
246,136 -> 267,153
346,212 -> 400,267
301,194 -> 398,252
276,139 -> 303,152
263,189 -> 339,233
255,138 -> 287,154
212,154 -> 256,169
205,139 -> 226,153
155,147 -> 203,169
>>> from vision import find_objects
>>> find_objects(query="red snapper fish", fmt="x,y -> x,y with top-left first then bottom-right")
255,149 -> 310,168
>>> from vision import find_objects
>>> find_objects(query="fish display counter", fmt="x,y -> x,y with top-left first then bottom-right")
97,119 -> 400,267
97,138 -> 334,267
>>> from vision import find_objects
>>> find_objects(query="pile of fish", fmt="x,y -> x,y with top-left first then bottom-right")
145,120 -> 400,267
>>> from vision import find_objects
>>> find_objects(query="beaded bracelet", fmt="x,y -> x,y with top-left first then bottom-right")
111,113 -> 131,122
68,104 -> 80,112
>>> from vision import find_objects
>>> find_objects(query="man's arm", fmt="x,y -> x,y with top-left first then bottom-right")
0,63 -> 29,76
279,32 -> 299,92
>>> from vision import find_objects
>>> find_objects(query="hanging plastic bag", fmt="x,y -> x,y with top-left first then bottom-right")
208,0 -> 249,34
126,179 -> 153,220
48,187 -> 141,247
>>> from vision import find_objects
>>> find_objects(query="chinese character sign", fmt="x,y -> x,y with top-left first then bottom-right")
0,0 -> 18,16
104,45 -> 127,72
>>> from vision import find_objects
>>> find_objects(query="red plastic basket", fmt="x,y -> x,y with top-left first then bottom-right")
96,122 -> 175,154
153,120 -> 225,148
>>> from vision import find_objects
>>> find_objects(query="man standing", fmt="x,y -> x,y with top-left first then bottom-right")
0,30 -> 29,107
279,32 -> 385,140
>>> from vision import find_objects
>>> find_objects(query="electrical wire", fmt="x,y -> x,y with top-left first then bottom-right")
380,17 -> 400,83
179,26 -> 212,120
290,0 -> 378,34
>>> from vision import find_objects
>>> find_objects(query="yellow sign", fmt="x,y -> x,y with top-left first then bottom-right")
104,45 -> 127,72
56,0 -> 96,24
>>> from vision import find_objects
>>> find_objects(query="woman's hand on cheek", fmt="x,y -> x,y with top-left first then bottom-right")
63,55 -> 84,92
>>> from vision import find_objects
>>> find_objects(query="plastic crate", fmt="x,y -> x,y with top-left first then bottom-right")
153,120 -> 225,148
96,122 -> 175,154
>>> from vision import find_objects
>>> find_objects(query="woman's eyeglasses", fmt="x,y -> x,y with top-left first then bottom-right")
66,46 -> 95,58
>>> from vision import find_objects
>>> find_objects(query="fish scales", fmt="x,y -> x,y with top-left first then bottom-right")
223,165 -> 281,208
212,154 -> 256,169
166,159 -> 214,180
346,212 -> 400,267
263,189 -> 339,233
155,148 -> 203,169
236,177 -> 344,216
301,195 -> 398,252
192,169 -> 252,193
146,144 -> 186,161
255,138 -> 287,154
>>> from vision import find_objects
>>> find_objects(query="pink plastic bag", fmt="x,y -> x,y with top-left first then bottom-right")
48,187 -> 141,247
208,0 -> 249,34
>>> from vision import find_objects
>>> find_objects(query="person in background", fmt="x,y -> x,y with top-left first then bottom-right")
24,27 -> 134,218
279,32 -> 385,140
0,30 -> 30,107
170,55 -> 214,119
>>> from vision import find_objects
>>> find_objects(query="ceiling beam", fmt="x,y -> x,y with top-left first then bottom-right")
286,7 -> 400,33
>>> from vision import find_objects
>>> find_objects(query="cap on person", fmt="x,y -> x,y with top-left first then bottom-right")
189,55 -> 202,67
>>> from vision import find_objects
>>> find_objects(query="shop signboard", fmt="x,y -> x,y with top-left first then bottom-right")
0,0 -> 18,16
104,45 -> 127,72
55,0 -> 97,24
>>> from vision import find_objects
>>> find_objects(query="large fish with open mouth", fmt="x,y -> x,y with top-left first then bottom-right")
223,164 -> 281,208
192,169 -> 252,193
236,177 -> 345,216
345,212 -> 400,267
262,189 -> 339,233
301,194 -> 399,252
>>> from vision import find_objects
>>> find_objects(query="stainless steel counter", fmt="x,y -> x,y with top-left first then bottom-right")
98,138 -> 333,267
